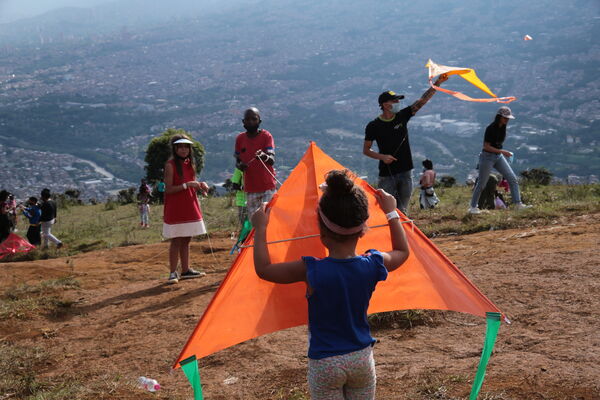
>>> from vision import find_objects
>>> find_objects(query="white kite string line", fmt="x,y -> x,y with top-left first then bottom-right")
239,220 -> 414,248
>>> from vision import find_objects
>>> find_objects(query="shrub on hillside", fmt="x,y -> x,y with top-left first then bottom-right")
439,175 -> 456,188
56,190 -> 81,208
104,198 -> 117,210
117,187 -> 136,204
520,167 -> 553,185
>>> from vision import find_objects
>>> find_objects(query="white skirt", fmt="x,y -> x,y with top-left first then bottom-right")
162,220 -> 207,239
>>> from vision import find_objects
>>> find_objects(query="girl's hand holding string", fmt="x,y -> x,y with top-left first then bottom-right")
375,189 -> 397,214
185,181 -> 209,195
251,202 -> 305,284
198,181 -> 209,195
251,203 -> 270,231
374,189 -> 409,271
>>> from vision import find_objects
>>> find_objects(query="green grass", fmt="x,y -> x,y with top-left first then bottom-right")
7,196 -> 238,261
0,342 -> 50,398
369,310 -> 437,330
409,183 -> 600,237
1,276 -> 80,320
4,184 -> 599,262
272,387 -> 309,400
0,344 -> 133,400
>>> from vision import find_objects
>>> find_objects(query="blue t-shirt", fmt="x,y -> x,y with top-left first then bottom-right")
302,249 -> 388,359
23,205 -> 41,224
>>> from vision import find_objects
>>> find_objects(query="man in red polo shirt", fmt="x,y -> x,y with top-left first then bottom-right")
234,107 -> 276,216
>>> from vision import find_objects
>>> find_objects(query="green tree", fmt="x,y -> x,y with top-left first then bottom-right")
144,128 -> 205,184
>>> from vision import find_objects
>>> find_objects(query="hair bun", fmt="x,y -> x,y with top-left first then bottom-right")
325,170 -> 354,195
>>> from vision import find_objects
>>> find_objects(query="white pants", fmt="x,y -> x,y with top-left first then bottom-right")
41,219 -> 61,247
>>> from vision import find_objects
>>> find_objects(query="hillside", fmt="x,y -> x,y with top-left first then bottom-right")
0,0 -> 598,199
1,213 -> 598,399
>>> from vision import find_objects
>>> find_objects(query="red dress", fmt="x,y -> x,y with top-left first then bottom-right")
162,158 -> 206,238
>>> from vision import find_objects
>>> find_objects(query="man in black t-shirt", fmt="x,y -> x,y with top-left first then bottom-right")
363,74 -> 448,214
40,188 -> 63,249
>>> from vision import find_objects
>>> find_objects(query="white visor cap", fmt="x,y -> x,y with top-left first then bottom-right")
173,138 -> 193,144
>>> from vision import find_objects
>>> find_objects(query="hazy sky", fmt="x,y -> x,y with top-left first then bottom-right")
0,0 -> 113,23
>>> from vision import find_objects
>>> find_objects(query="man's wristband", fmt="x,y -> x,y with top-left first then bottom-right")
386,210 -> 400,221
182,182 -> 188,190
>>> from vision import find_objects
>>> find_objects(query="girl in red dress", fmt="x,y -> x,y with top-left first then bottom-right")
163,134 -> 209,283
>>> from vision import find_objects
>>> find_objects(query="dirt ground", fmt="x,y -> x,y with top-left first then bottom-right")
1,213 -> 599,399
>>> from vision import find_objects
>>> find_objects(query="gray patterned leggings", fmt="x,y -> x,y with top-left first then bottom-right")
307,346 -> 376,400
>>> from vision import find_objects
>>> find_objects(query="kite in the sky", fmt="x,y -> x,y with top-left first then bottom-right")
427,59 -> 516,103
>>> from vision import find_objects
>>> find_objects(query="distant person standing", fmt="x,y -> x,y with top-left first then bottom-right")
40,188 -> 63,249
137,182 -> 152,228
468,107 -> 531,214
230,167 -> 247,226
156,179 -> 166,204
23,197 -> 42,246
419,159 -> 439,209
0,191 -> 11,243
234,107 -> 276,216
163,135 -> 208,283
7,194 -> 17,232
363,74 -> 448,215
140,178 -> 152,195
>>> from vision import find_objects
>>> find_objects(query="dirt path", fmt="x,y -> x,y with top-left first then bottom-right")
1,215 -> 599,399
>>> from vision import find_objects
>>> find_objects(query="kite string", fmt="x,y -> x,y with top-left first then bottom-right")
239,220 -> 414,248
196,196 -> 219,264
256,156 -> 284,187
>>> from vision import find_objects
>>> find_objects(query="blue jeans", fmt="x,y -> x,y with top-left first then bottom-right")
470,152 -> 521,208
378,170 -> 413,215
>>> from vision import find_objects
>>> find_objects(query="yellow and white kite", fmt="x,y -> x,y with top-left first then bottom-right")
426,59 -> 516,103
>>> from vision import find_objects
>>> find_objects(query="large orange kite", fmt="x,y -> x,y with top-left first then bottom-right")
175,142 -> 504,399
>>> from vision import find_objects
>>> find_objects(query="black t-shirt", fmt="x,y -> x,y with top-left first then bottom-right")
483,122 -> 506,150
364,107 -> 413,176
0,213 -> 10,243
40,200 -> 57,222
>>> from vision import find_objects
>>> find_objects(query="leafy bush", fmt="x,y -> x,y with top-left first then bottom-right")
439,175 -> 456,188
520,167 -> 553,185
104,198 -> 117,210
116,187 -> 136,204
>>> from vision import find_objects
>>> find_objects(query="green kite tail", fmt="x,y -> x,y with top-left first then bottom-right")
181,355 -> 203,400
469,312 -> 502,399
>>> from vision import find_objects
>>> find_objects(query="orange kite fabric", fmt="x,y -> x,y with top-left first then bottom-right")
427,59 -> 516,104
174,142 -> 503,367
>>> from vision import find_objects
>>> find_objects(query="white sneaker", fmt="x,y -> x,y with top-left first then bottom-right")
514,203 -> 532,210
167,272 -> 179,284
468,207 -> 481,214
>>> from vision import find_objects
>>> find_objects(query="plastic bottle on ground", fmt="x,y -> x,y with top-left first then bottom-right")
138,376 -> 161,392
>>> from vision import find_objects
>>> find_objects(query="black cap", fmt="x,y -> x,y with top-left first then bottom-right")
378,90 -> 405,104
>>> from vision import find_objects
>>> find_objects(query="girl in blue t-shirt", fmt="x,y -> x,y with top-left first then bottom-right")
252,169 -> 410,400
